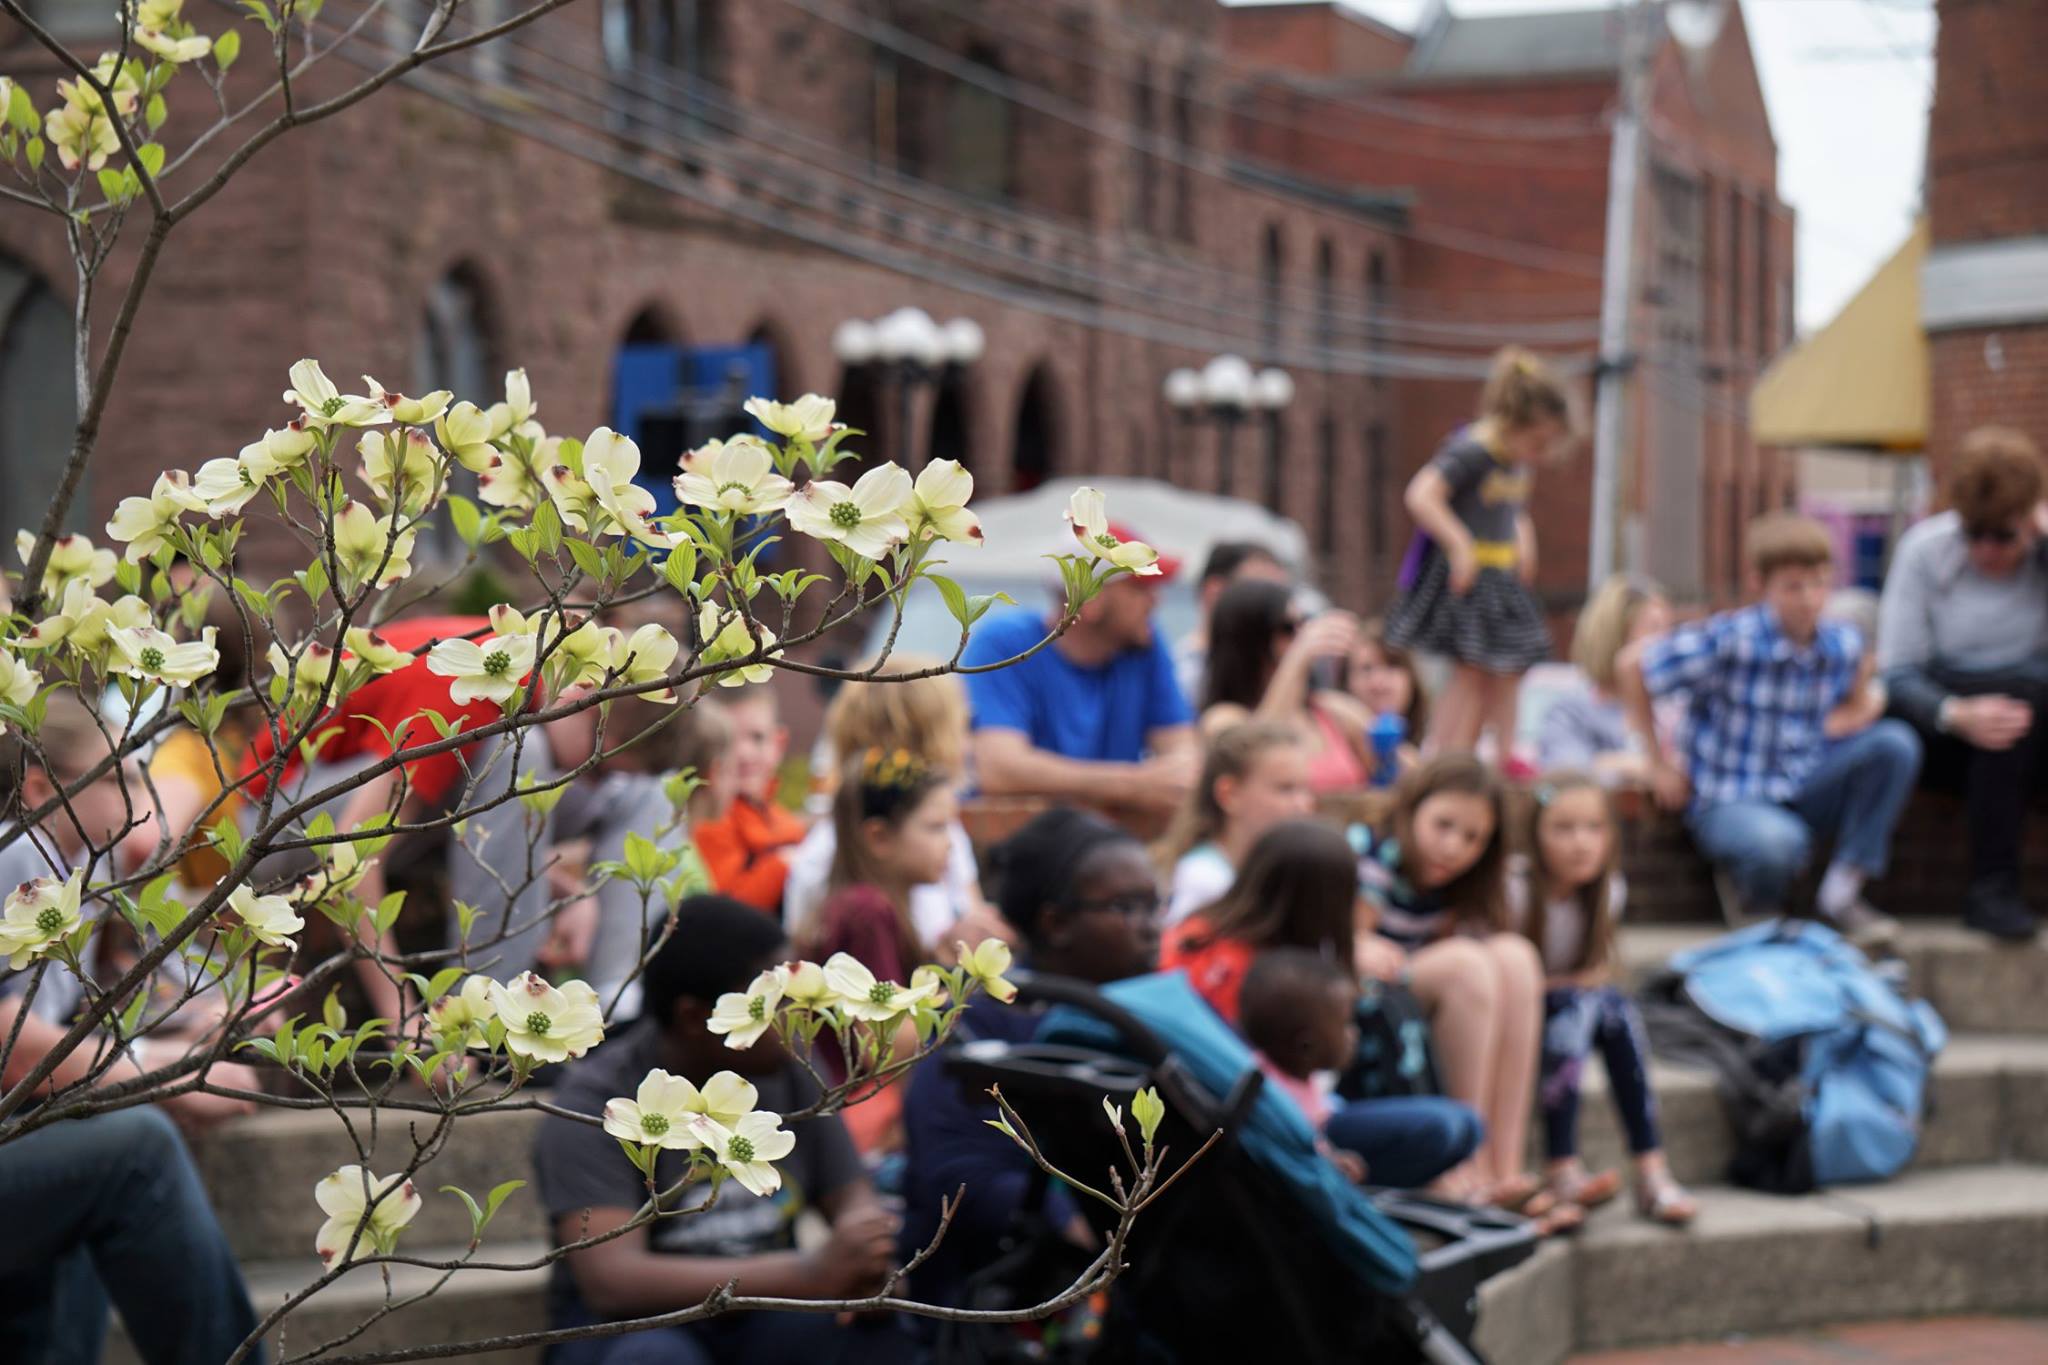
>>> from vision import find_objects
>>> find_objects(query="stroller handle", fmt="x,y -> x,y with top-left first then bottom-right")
1008,968 -> 1174,1066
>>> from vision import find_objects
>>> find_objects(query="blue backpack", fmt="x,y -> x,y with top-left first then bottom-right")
1637,920 -> 1946,1192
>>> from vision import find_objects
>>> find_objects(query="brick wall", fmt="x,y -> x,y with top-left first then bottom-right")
1928,0 -> 2048,248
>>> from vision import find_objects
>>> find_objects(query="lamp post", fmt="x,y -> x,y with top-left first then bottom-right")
832,307 -> 985,470
1163,355 -> 1294,497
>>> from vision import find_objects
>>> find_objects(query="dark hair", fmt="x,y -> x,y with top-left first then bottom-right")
826,748 -> 950,891
1202,578 -> 1296,712
990,807 -> 1139,941
1950,426 -> 2044,531
1239,947 -> 1353,1067
1192,819 -> 1357,959
1386,753 -> 1508,933
1355,618 -> 1430,737
1519,771 -> 1620,973
1198,541 -> 1281,587
641,894 -> 788,1025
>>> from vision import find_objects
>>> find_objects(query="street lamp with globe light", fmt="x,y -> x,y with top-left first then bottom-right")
833,308 -> 985,469
1162,354 -> 1295,497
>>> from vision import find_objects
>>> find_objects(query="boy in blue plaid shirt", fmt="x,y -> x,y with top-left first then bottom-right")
1619,514 -> 1922,946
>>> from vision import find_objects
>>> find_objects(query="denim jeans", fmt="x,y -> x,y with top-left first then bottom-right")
1323,1094 -> 1485,1189
1688,719 -> 1923,910
1538,986 -> 1660,1161
0,1106 -> 262,1365
548,1306 -> 914,1365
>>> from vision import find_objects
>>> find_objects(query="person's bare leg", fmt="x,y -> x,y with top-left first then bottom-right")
1478,932 -> 1544,1182
1408,937 -> 1500,1192
1481,671 -> 1525,762
1427,666 -> 1488,754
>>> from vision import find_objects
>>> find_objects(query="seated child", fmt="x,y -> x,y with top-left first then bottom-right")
1237,948 -> 1369,1184
689,685 -> 806,914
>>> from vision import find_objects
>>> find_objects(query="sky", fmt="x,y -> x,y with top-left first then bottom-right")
1243,0 -> 1936,336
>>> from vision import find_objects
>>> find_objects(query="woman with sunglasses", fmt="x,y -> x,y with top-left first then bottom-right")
1200,578 -> 1379,792
1878,425 -> 2048,941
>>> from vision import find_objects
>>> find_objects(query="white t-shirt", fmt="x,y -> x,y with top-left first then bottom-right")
1505,858 -> 1628,975
1165,842 -> 1235,926
781,818 -> 978,948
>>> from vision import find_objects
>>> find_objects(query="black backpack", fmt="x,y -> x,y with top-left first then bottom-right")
1338,977 -> 1443,1103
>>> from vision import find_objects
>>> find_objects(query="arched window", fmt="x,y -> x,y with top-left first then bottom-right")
0,258 -> 80,540
414,268 -> 495,559
1314,237 -> 1336,354
929,372 -> 973,471
1366,250 -> 1388,388
1171,66 -> 1197,242
1261,223 -> 1285,358
603,0 -> 719,77
1131,58 -> 1157,234
834,364 -> 886,477
1011,365 -> 1061,493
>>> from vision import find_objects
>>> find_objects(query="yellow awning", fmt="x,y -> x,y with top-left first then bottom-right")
1751,219 -> 1927,452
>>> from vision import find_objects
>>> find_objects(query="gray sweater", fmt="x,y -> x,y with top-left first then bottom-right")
1877,510 -> 2048,726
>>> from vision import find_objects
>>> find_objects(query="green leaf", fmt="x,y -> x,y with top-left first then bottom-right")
6,82 -> 38,134
321,987 -> 347,1032
453,900 -> 479,943
660,543 -> 698,595
1132,1086 -> 1165,1148
145,93 -> 167,132
214,27 -> 242,67
24,136 -> 43,173
441,1184 -> 486,1239
117,988 -> 149,1039
447,494 -> 480,547
96,168 -> 128,204
565,537 -> 605,581
927,573 -> 970,630
371,890 -> 406,936
134,142 -> 164,178
483,1179 -> 525,1224
422,966 -> 466,1004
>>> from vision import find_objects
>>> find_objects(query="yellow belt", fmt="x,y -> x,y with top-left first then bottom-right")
1471,541 -> 1518,570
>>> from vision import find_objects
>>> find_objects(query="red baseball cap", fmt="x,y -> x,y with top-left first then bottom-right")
1107,521 -> 1182,582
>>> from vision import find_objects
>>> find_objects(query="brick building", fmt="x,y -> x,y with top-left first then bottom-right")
0,0 -> 1431,612
1923,0 -> 2048,469
1226,0 -> 1797,610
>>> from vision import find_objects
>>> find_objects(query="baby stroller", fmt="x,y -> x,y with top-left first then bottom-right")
937,970 -> 1534,1364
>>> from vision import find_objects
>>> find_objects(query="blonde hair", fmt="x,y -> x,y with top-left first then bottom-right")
1746,512 -> 1833,578
1479,346 -> 1571,432
1154,720 -> 1304,869
1570,575 -> 1667,691
822,654 -> 969,776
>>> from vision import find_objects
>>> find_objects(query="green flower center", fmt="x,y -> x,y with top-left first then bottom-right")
34,906 -> 63,935
483,649 -> 512,676
524,1010 -> 551,1036
138,646 -> 165,671
239,466 -> 256,487
1093,531 -> 1120,550
728,1134 -> 756,1163
748,996 -> 766,1022
641,1113 -> 671,1137
718,481 -> 753,498
868,981 -> 897,1007
828,500 -> 863,529
319,396 -> 347,418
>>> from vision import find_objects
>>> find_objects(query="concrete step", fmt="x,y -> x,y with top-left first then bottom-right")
1618,918 -> 2048,1035
107,1242 -> 551,1365
188,1105 -> 548,1263
1472,1240 -> 1573,1365
1569,1163 -> 2048,1350
1557,1032 -> 2048,1187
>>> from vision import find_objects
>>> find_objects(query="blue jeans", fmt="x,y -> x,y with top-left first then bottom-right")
1539,986 -> 1660,1161
0,1106 -> 262,1365
1688,719 -> 1923,910
1324,1095 -> 1484,1189
549,1307 -> 913,1365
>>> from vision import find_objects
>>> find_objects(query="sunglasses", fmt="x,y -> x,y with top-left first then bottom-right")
1965,524 -> 2021,546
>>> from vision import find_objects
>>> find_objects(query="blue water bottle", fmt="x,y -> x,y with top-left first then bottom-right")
1368,713 -> 1406,787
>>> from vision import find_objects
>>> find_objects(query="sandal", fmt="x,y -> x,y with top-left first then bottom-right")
1547,1162 -> 1622,1210
1533,1200 -> 1585,1238
1634,1172 -> 1698,1226
1480,1172 -> 1544,1212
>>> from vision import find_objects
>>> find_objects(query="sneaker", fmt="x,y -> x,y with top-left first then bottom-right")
1827,899 -> 1901,954
1963,881 -> 2041,943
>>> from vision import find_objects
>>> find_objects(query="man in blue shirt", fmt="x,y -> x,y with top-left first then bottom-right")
964,536 -> 1197,819
1620,514 -> 1920,946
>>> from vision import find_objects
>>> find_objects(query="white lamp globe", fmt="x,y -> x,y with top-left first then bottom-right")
833,318 -> 878,365
1162,368 -> 1204,409
1252,368 -> 1296,410
1200,354 -> 1255,410
941,317 -> 986,365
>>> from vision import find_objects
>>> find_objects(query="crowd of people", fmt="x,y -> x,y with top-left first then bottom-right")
9,343 -> 2048,1362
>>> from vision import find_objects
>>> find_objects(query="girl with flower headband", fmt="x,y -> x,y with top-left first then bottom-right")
1509,771 -> 1695,1225
1385,346 -> 1573,760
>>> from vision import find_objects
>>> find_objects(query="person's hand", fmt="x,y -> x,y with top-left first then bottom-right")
1948,694 -> 2034,752
1648,757 -> 1690,813
160,1059 -> 262,1131
806,1204 -> 899,1299
1354,934 -> 1408,983
538,895 -> 599,974
1446,543 -> 1479,596
1288,612 -> 1359,667
1128,748 -> 1200,813
1330,1149 -> 1369,1184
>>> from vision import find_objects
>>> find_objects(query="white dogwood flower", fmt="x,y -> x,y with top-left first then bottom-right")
363,376 -> 452,426
283,360 -> 388,431
426,632 -> 535,708
313,1166 -> 421,1266
105,471 -> 203,563
674,436 -> 793,516
487,973 -> 605,1064
427,974 -> 496,1050
1064,487 -> 1161,575
785,464 -> 911,561
0,870 -> 85,969
706,966 -> 788,1050
342,627 -> 412,674
19,532 -> 116,595
695,604 -> 775,687
47,101 -> 118,172
359,430 -> 446,517
267,641 -> 341,703
783,960 -> 834,1010
331,500 -> 417,591
900,459 -> 981,544
601,1067 -> 756,1151
226,884 -> 303,951
485,368 -> 536,438
608,622 -> 679,701
744,394 -> 837,445
479,449 -> 545,512
689,1111 -> 796,1198
0,650 -> 41,728
245,424 -> 319,475
17,580 -> 150,655
436,401 -> 498,473
109,624 -> 219,687
822,951 -> 940,1023
574,428 -> 673,546
957,937 -> 1018,1004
